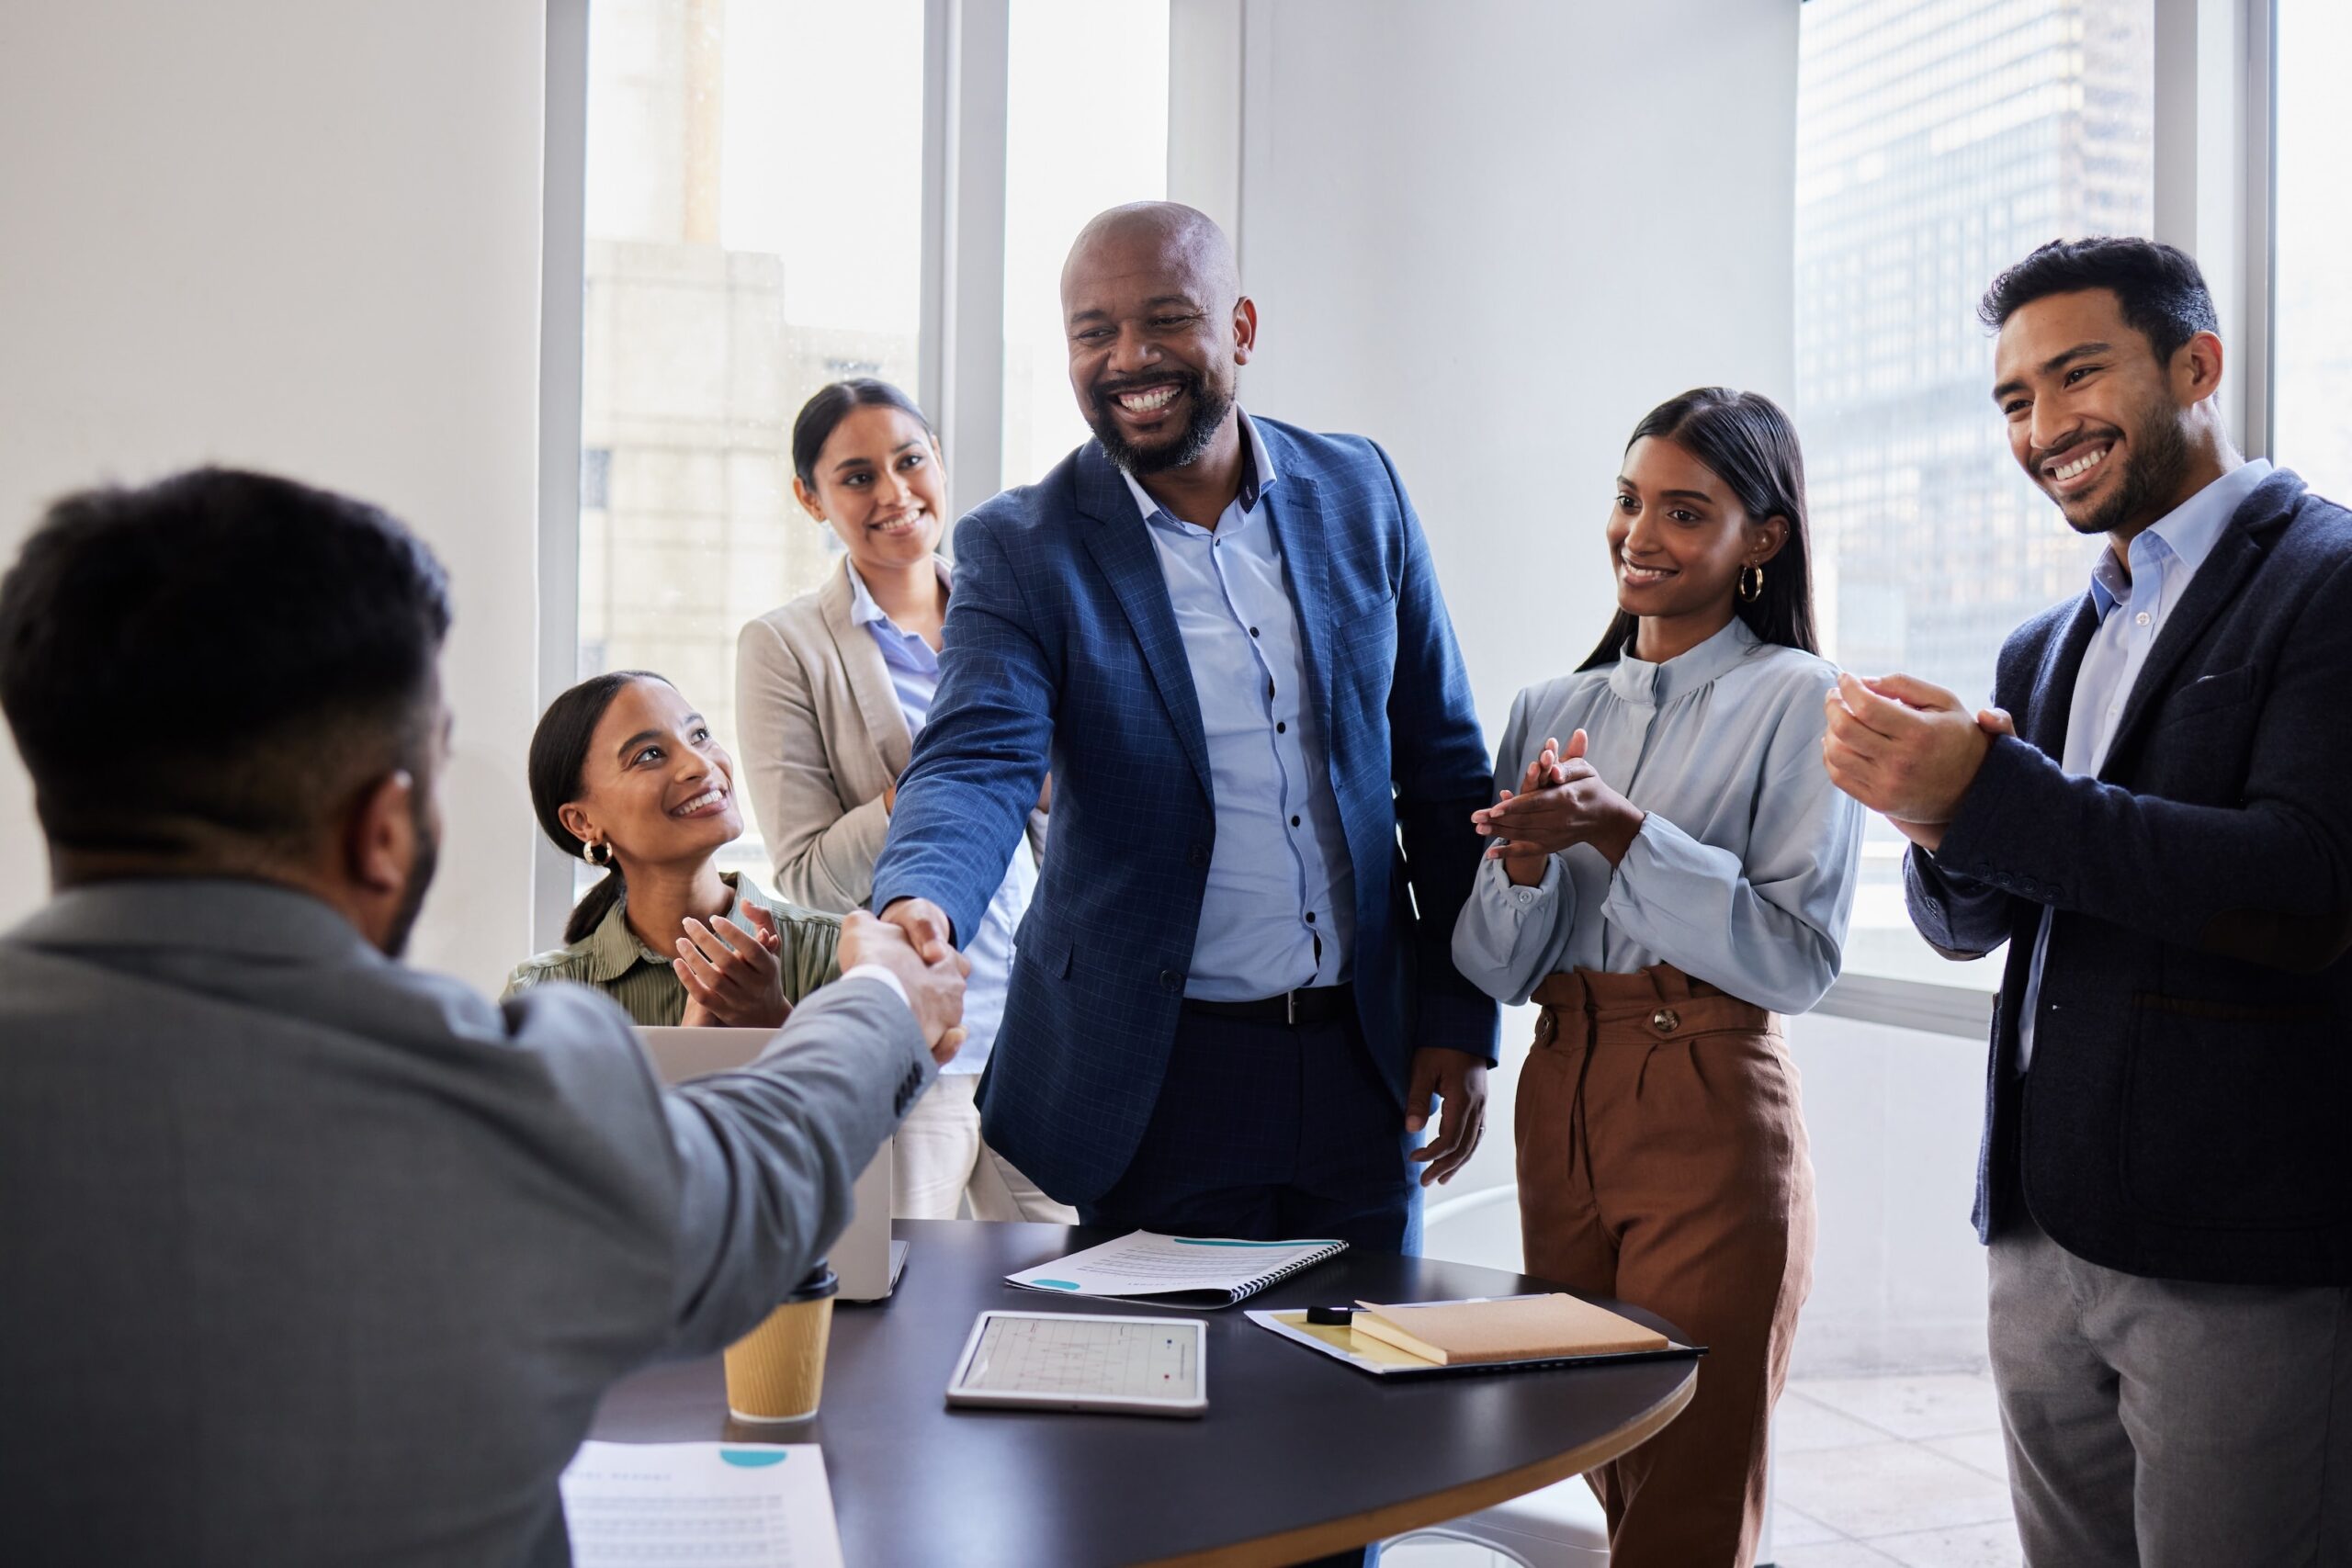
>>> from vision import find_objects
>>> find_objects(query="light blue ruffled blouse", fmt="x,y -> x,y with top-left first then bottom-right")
1450,616 -> 1864,1015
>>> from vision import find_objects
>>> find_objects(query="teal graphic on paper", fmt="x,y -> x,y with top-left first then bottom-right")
720,1449 -> 788,1468
1029,1279 -> 1081,1291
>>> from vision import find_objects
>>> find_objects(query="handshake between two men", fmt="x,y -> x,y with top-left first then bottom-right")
660,905 -> 972,1066
841,909 -> 974,1067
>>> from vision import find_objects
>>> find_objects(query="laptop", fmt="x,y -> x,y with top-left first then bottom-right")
634,1026 -> 909,1302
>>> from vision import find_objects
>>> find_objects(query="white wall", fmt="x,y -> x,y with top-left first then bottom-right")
1223,0 -> 1800,739
1179,0 -> 1800,1201
0,1 -> 548,990
1787,1013 -> 1991,1375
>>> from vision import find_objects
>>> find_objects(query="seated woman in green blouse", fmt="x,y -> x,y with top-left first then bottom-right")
504,671 -> 840,1026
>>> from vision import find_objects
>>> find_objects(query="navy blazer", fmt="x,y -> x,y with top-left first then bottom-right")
871,420 -> 1499,1203
1907,468 -> 2352,1286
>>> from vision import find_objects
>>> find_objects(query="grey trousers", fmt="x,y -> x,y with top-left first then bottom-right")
1988,1215 -> 2351,1567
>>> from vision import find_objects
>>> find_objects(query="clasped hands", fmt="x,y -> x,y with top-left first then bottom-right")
842,906 -> 972,1066
1821,673 -> 2016,851
1471,729 -> 1645,885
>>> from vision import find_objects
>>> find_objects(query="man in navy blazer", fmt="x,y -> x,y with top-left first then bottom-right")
872,203 -> 1497,1253
1825,239 -> 2351,1564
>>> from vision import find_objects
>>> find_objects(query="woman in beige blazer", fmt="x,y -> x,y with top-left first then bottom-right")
737,378 -> 1067,1224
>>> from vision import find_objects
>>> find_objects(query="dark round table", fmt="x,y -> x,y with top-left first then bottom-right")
591,1220 -> 1693,1566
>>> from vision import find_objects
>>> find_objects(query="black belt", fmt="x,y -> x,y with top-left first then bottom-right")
1181,985 -> 1353,1026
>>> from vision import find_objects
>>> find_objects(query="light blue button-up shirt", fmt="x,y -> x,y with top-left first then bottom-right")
1117,411 -> 1356,1000
2014,458 -> 2272,1069
845,561 -> 1035,1074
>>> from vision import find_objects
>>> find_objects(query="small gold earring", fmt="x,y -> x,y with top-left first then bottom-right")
1738,563 -> 1765,603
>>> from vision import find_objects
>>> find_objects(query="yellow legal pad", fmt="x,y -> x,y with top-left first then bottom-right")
1350,1293 -> 1668,1366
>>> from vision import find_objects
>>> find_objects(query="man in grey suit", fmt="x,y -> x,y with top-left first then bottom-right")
0,468 -> 967,1566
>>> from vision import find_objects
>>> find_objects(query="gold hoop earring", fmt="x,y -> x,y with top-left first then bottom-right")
583,840 -> 612,868
1737,563 -> 1765,603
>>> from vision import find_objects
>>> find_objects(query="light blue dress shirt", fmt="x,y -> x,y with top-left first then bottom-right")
845,561 -> 1035,1073
1116,410 -> 1357,1000
2011,458 -> 2273,1069
1450,618 -> 1864,1015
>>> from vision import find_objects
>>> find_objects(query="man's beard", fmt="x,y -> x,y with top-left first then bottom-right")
1087,369 -> 1234,476
381,798 -> 438,959
2058,399 -> 2195,537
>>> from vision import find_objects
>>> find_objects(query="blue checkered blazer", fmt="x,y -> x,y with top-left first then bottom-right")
870,419 -> 1499,1203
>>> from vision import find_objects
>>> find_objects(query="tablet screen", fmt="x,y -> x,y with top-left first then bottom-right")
955,1313 -> 1202,1404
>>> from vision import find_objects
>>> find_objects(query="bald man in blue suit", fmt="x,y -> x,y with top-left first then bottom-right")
873,204 -> 1497,1257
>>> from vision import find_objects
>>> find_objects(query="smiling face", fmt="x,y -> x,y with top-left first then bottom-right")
794,402 -> 946,574
1992,287 -> 2207,536
1609,435 -> 1786,627
1060,212 -> 1253,475
557,678 -> 741,873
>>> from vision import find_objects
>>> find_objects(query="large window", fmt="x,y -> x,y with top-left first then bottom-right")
1794,0 -> 2155,989
2272,0 -> 2352,505
574,1 -> 1174,896
582,0 -> 1086,893
1000,0 -> 1170,489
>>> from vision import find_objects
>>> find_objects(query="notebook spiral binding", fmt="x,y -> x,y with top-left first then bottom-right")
1235,1241 -> 1348,1301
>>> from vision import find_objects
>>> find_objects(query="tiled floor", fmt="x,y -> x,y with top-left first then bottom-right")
1770,1372 -> 2021,1568
1382,1371 -> 2022,1568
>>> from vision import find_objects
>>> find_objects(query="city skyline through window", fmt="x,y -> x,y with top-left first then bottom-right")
1796,0 -> 2155,987
579,0 -> 925,888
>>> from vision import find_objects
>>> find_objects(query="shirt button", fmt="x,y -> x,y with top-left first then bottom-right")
1305,912 -> 1317,924
1250,626 -> 1260,637
1291,815 -> 1301,827
1276,721 -> 1287,734
2135,612 -> 2151,626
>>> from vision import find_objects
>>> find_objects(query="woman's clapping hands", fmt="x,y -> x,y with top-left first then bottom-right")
1471,729 -> 1647,884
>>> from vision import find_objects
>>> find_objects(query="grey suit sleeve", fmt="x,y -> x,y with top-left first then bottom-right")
658,976 -> 934,1358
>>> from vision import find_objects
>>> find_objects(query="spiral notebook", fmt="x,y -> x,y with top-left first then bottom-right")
1006,1231 -> 1348,1308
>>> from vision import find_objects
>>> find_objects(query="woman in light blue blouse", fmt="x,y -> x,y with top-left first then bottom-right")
1453,388 -> 1862,1568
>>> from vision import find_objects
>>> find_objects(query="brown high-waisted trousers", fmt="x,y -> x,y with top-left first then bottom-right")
1519,963 -> 1815,1568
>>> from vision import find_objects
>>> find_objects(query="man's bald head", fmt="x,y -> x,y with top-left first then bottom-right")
1060,201 -> 1240,310
1059,203 -> 1256,477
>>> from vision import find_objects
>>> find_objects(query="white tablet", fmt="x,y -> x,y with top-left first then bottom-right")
944,1311 -> 1206,1418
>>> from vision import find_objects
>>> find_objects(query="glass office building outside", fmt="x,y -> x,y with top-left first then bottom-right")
1795,0 -> 2154,984
575,0 -> 1168,886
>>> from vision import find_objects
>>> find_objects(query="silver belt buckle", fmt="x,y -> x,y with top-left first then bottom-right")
1285,989 -> 1297,1025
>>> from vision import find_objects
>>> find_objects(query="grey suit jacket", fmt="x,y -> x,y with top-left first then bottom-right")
736,556 -> 1046,915
0,879 -> 933,1567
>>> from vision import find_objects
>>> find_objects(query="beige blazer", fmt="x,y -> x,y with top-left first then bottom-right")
736,556 -> 1044,915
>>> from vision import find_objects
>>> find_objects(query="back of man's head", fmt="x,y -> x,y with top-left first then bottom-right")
0,468 -> 452,875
